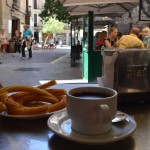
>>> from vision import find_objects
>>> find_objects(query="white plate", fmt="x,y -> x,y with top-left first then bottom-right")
0,108 -> 66,120
47,110 -> 136,145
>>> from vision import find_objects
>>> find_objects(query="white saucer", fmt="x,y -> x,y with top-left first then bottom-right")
47,110 -> 137,145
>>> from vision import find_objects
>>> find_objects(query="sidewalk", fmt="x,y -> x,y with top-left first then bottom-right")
0,48 -> 84,87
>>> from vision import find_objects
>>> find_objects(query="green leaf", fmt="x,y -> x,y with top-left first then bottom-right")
39,0 -> 72,23
42,17 -> 64,34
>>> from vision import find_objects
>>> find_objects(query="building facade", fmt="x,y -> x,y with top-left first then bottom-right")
33,0 -> 71,45
0,0 -> 34,40
34,0 -> 44,43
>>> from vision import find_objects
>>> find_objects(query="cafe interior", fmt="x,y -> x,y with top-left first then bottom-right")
1,0 -> 150,150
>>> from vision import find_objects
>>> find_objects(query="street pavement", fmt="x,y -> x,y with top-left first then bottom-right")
0,47 -> 83,87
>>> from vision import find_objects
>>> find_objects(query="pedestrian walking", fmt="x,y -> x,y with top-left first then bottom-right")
0,29 -> 8,57
21,24 -> 33,59
47,37 -> 55,50
13,30 -> 22,56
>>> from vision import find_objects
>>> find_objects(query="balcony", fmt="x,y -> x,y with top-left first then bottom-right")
26,10 -> 31,16
26,6 -> 31,16
12,2 -> 20,10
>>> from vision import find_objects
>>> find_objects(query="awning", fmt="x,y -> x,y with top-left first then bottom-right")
60,0 -> 139,17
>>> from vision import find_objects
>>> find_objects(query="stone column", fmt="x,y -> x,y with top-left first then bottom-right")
66,33 -> 70,45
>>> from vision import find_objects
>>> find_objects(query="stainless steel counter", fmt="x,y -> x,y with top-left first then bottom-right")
0,84 -> 150,150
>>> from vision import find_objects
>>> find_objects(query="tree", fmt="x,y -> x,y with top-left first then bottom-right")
39,0 -> 72,23
42,17 -> 64,34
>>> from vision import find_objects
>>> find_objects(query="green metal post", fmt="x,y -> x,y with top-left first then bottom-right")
82,16 -> 88,81
88,11 -> 94,82
88,11 -> 103,83
82,11 -> 103,83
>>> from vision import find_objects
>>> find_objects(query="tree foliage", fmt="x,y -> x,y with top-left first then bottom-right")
39,0 -> 72,23
42,17 -> 64,34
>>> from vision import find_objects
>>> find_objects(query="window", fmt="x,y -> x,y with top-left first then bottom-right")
13,0 -> 18,3
13,0 -> 19,4
34,14 -> 38,27
34,0 -> 38,9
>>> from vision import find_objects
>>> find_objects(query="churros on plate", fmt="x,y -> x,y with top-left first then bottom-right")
0,80 -> 66,115
0,102 -> 5,113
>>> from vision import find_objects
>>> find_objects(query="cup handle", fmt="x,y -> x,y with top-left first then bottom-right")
97,104 -> 111,124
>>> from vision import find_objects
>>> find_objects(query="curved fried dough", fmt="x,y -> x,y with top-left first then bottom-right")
13,94 -> 59,104
5,97 -> 49,115
0,85 -> 55,98
10,92 -> 29,100
10,88 -> 66,101
48,96 -> 66,112
0,83 -> 8,104
0,92 -> 8,104
0,102 -> 5,113
1,83 -> 66,115
5,96 -> 66,115
37,80 -> 57,89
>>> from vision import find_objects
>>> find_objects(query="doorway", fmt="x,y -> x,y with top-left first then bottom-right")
34,32 -> 39,43
12,19 -> 20,39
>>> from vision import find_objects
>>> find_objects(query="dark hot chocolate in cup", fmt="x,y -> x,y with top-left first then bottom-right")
67,86 -> 117,135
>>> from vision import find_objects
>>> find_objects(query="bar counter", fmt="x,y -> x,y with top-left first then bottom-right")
0,84 -> 150,150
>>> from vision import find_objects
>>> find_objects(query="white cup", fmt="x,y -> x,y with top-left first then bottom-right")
67,86 -> 117,135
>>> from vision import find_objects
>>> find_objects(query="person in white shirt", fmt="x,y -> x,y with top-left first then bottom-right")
0,29 -> 8,57
47,37 -> 56,50
140,27 -> 150,48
